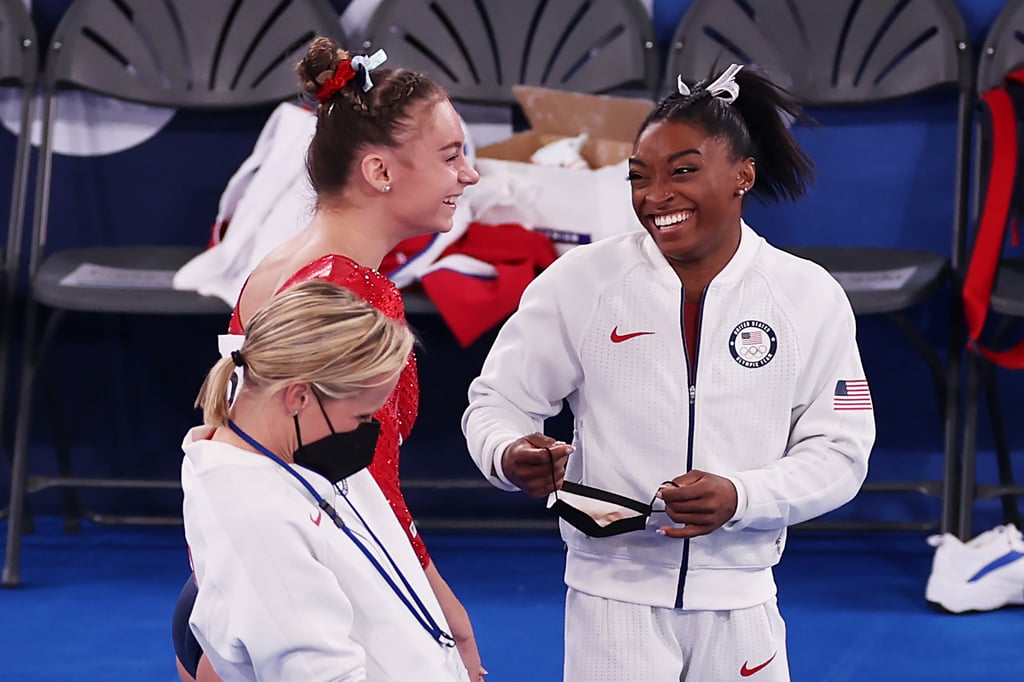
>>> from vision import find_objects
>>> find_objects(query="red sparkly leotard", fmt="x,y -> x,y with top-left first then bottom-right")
228,254 -> 429,567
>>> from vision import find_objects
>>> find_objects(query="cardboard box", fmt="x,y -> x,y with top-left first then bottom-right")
477,85 -> 655,168
466,86 -> 655,252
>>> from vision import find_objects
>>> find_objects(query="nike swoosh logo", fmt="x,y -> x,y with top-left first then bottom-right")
968,550 -> 1024,582
740,652 -> 777,677
310,510 -> 322,527
610,326 -> 655,343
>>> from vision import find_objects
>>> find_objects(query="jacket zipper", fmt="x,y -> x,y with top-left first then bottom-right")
674,286 -> 704,609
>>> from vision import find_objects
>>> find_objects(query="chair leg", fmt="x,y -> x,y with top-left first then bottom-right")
0,277 -> 20,526
886,312 -> 946,413
41,373 -> 81,535
980,361 -> 1022,528
887,310 -> 957,533
2,301 -> 42,587
27,308 -> 80,535
940,342 -> 961,535
0,281 -> 14,504
958,352 -> 982,541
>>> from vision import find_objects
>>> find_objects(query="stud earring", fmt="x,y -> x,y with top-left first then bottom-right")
736,188 -> 746,196
381,184 -> 391,193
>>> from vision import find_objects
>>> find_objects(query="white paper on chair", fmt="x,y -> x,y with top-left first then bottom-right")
59,263 -> 176,289
832,266 -> 915,292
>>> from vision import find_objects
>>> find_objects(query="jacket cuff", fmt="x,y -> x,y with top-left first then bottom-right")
487,439 -> 521,491
721,475 -> 748,530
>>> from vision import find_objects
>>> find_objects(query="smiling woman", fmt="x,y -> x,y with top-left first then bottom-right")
173,34 -> 484,682
462,64 -> 874,682
628,66 -> 815,296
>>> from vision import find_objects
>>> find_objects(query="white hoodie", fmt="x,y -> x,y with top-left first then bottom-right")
463,224 -> 874,610
181,427 -> 468,681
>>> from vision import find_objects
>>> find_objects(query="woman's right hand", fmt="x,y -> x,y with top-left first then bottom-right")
500,433 -> 574,497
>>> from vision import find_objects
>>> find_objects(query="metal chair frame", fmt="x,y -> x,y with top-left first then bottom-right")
958,0 -> 1024,540
0,0 -> 40,524
2,0 -> 344,587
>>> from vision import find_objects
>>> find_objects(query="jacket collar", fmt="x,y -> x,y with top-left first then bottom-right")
639,220 -> 762,292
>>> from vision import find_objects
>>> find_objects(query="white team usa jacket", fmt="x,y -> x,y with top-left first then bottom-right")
182,428 -> 468,681
463,223 -> 874,611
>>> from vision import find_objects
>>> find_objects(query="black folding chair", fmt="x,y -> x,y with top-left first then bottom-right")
0,0 -> 38,522
958,0 -> 1024,540
2,0 -> 344,587
664,0 -> 973,532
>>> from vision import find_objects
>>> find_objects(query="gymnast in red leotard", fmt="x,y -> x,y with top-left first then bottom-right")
174,35 -> 482,682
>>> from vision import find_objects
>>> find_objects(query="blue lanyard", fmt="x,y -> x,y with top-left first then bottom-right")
227,420 -> 455,648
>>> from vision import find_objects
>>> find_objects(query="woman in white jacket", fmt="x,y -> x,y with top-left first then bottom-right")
462,65 -> 874,682
183,279 -> 468,681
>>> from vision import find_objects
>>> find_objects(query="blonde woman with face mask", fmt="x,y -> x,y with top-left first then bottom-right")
180,279 -> 469,681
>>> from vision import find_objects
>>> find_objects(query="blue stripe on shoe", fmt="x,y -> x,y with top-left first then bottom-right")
967,551 -> 1024,583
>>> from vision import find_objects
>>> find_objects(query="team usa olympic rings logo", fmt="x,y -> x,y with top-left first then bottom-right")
729,320 -> 777,368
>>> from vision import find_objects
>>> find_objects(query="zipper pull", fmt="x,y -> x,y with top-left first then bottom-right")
689,385 -> 696,405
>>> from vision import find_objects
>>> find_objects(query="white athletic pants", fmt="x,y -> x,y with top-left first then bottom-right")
564,588 -> 789,682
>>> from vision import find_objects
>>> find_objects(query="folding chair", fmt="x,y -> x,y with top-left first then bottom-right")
2,0 -> 344,587
664,0 -> 973,532
0,0 -> 37,506
958,0 -> 1024,540
357,0 -> 660,103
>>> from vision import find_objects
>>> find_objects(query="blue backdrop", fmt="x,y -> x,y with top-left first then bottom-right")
0,0 -> 1018,531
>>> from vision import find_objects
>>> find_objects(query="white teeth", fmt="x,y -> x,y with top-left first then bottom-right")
653,210 -> 692,229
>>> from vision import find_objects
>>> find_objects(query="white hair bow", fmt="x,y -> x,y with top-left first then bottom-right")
351,48 -> 388,92
677,63 -> 744,104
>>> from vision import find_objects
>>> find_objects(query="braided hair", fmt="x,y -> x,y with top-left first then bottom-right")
639,66 -> 815,204
297,36 -> 447,197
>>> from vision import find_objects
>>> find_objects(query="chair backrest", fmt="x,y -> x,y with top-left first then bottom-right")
44,0 -> 344,109
977,0 -> 1024,94
0,0 -> 36,281
26,0 -> 344,274
358,0 -> 659,104
966,0 -> 1024,285
662,0 -> 971,105
0,0 -> 36,87
663,0 -> 973,272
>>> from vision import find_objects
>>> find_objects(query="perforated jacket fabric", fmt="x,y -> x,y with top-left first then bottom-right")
463,223 -> 874,610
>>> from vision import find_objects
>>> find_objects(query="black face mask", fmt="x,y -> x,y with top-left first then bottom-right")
544,448 -> 665,537
548,481 -> 655,537
292,393 -> 380,484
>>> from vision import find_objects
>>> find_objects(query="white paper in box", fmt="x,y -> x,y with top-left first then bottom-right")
464,86 -> 655,253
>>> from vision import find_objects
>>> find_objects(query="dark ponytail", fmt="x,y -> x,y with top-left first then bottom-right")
639,66 -> 815,204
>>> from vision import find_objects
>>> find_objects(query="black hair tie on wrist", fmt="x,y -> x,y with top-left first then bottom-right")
230,350 -> 246,368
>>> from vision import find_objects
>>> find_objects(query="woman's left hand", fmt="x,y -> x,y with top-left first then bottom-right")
423,561 -> 488,681
451,618 -> 487,682
656,469 -> 738,538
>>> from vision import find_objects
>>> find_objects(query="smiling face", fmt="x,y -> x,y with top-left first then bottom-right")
386,98 -> 480,237
629,119 -> 754,279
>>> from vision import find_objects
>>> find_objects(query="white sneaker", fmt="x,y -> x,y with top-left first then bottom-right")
925,524 -> 1024,613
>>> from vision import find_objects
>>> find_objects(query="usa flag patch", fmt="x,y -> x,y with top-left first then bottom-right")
833,379 -> 872,411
